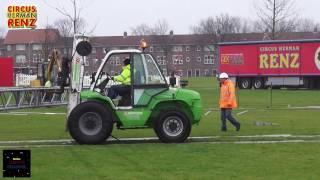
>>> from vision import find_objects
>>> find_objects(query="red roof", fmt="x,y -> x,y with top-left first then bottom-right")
4,29 -> 60,44
90,34 -> 215,47
88,32 -> 320,47
221,32 -> 320,42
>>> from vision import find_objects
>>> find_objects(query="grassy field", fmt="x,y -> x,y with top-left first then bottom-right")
0,77 -> 320,179
22,144 -> 320,179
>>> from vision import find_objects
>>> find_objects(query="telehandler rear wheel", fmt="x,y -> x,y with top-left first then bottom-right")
68,101 -> 113,144
154,109 -> 191,143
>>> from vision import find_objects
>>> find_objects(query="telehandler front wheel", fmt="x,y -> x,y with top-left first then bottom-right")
154,110 -> 191,143
68,101 -> 113,144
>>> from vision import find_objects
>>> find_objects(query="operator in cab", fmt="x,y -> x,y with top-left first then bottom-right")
107,58 -> 131,99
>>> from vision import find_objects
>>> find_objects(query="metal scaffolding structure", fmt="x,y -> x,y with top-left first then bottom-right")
0,87 -> 69,111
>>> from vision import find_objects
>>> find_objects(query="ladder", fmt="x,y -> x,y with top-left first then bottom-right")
0,87 -> 69,111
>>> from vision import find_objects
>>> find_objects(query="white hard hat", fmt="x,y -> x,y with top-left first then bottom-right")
219,72 -> 229,79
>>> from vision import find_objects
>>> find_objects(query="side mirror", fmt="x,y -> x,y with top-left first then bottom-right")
76,41 -> 92,56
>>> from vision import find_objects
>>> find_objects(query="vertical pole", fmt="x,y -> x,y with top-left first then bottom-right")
236,81 -> 240,108
270,82 -> 273,108
272,0 -> 276,40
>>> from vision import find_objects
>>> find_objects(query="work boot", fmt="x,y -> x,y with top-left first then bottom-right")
236,123 -> 241,131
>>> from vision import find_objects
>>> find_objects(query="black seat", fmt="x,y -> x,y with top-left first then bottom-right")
118,92 -> 131,106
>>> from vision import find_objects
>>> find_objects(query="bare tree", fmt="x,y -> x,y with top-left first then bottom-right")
191,16 -> 218,35
43,0 -> 94,35
53,18 -> 70,57
295,18 -> 320,32
0,27 -> 6,38
130,23 -> 153,36
54,18 -> 73,38
239,19 -> 256,33
255,0 -> 298,39
42,25 -> 56,63
151,19 -> 169,35
130,19 -> 169,36
191,14 -> 250,42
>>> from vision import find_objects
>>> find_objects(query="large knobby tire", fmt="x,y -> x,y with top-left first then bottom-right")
253,78 -> 264,89
68,101 -> 113,144
239,78 -> 252,89
154,109 -> 191,143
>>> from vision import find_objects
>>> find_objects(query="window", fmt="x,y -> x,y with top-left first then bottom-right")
196,46 -> 202,51
115,58 -> 121,66
16,44 -> 26,51
32,44 -> 42,50
92,48 -> 96,54
150,46 -> 153,52
16,55 -> 26,63
187,69 -> 192,77
156,56 -> 166,65
212,69 -> 217,76
109,56 -> 120,65
172,55 -> 183,64
204,55 -> 214,64
204,69 -> 209,76
195,69 -> 200,77
204,45 -> 215,52
161,68 -> 167,76
7,45 -> 11,51
186,57 -> 190,62
143,54 -> 166,84
186,46 -> 190,52
197,56 -> 201,62
101,53 -> 130,79
156,47 -> 164,52
133,54 -> 166,85
64,48 -> 67,54
32,54 -> 42,63
132,54 -> 167,106
172,46 -> 183,52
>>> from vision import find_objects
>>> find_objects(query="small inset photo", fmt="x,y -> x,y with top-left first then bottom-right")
3,150 -> 31,178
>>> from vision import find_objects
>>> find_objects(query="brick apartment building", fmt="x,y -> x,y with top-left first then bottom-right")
3,29 -> 60,74
1,29 -> 320,78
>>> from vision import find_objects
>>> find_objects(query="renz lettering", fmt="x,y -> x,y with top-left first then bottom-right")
259,53 -> 300,69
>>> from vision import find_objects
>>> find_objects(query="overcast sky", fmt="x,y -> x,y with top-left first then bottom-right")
1,0 -> 320,36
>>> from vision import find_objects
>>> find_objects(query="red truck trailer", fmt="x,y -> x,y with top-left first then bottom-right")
218,39 -> 320,89
0,57 -> 14,87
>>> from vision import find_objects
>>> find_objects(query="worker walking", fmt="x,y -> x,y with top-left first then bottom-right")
219,72 -> 240,131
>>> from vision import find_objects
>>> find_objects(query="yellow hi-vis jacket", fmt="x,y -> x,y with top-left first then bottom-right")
219,79 -> 238,108
114,65 -> 131,85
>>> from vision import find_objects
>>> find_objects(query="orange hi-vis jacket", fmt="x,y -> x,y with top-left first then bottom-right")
219,79 -> 238,109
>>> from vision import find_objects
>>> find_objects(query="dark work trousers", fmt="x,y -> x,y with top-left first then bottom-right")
107,85 -> 130,99
220,108 -> 240,130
